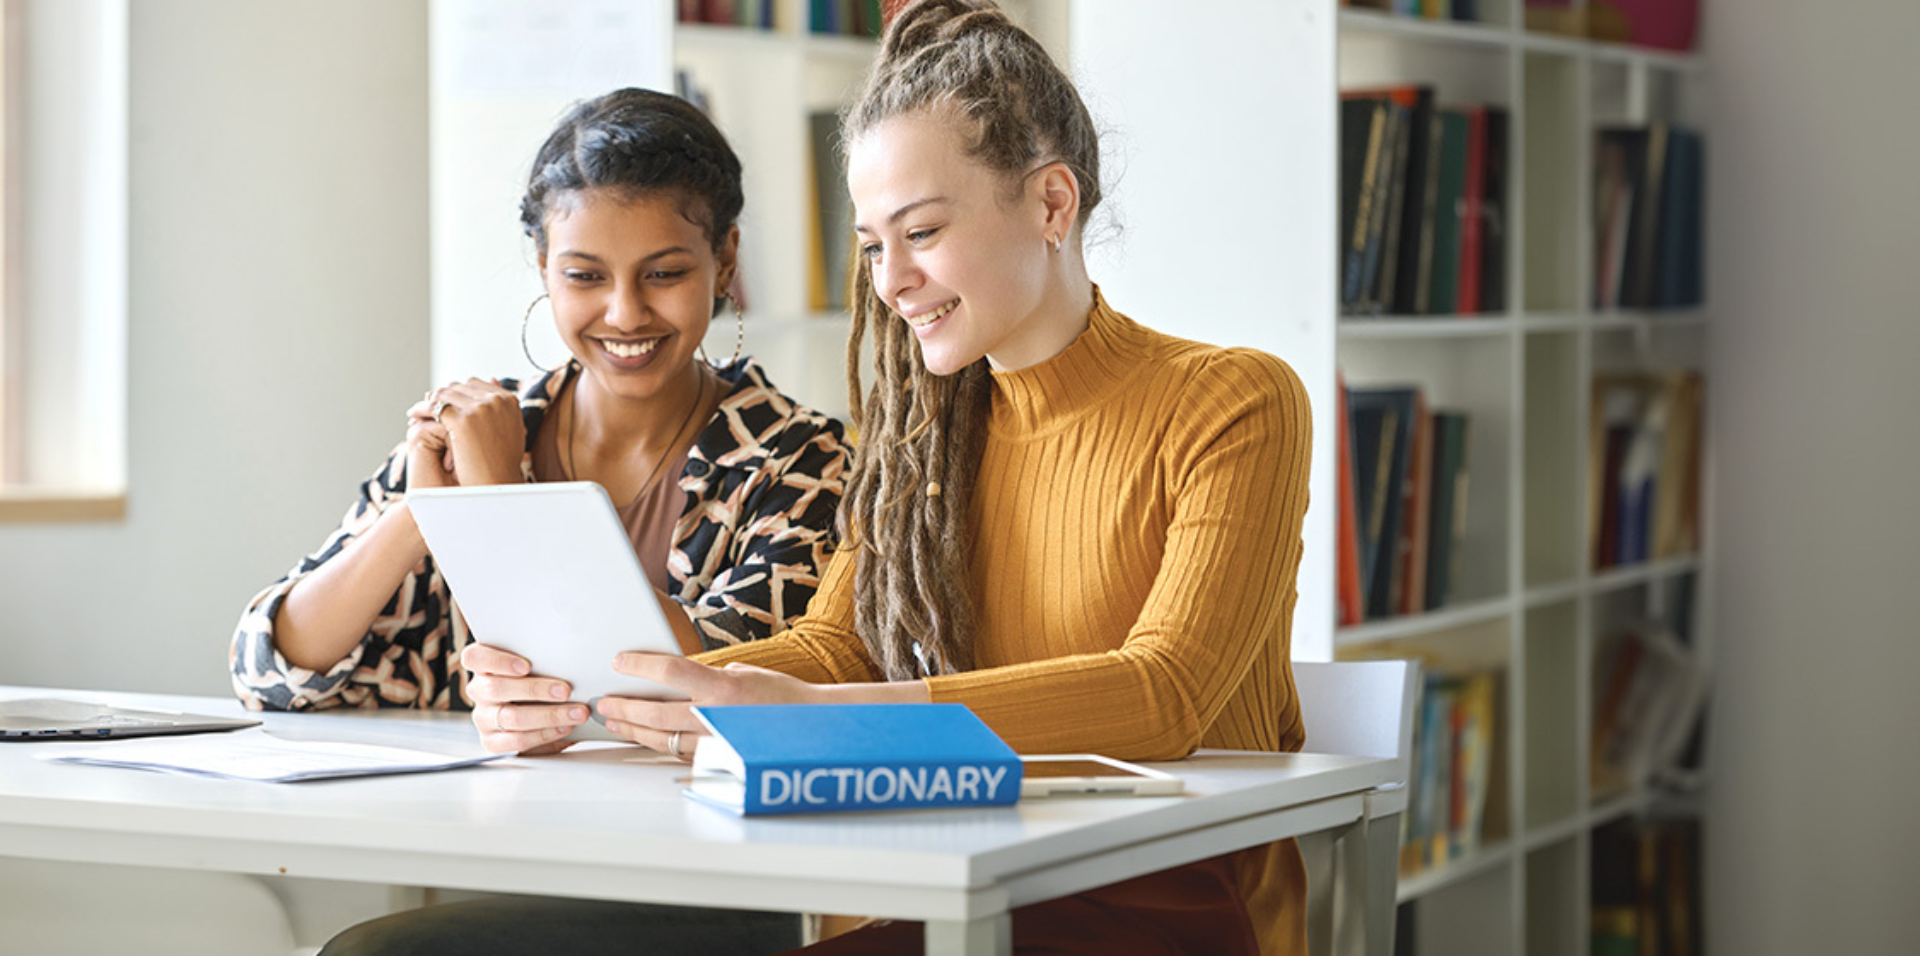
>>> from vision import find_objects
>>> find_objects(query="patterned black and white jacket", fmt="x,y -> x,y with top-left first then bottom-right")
229,357 -> 848,712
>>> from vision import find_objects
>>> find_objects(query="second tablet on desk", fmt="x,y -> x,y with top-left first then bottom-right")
1019,754 -> 1184,797
408,482 -> 686,739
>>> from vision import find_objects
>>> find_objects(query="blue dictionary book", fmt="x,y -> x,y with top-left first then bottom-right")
683,703 -> 1024,816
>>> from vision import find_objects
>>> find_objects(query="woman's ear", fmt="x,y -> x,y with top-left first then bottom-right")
1034,162 -> 1081,247
716,224 -> 742,294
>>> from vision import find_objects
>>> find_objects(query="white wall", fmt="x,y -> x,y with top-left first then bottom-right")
0,0 -> 429,697
1703,3 -> 1920,953
429,0 -> 671,384
1070,0 -> 1337,661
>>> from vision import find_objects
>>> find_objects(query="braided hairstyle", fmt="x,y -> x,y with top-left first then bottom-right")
520,88 -> 744,256
839,0 -> 1103,680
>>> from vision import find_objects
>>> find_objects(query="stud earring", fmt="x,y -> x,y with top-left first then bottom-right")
1049,235 -> 1063,253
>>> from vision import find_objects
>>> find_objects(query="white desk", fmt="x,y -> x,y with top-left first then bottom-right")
0,686 -> 1396,955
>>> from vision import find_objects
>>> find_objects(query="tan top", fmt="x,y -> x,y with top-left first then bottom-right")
700,290 -> 1312,954
532,368 -> 724,592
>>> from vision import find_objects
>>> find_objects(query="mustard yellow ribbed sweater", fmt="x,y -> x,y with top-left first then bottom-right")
699,289 -> 1312,954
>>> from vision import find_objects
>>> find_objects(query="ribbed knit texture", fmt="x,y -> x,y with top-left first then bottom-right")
699,289 -> 1313,954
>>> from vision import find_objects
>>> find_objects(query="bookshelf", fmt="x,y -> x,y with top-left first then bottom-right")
672,7 -> 879,422
1333,5 -> 1711,956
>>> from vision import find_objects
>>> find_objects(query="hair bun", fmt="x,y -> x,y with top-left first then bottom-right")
880,0 -> 1005,61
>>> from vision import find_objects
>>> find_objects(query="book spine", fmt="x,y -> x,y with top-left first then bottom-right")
1344,101 -> 1388,308
744,759 -> 1023,814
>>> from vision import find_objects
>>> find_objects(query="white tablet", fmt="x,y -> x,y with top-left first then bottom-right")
1018,754 -> 1185,798
407,482 -> 687,740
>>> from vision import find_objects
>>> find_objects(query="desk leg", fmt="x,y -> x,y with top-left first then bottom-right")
1301,827 -> 1337,956
1333,815 -> 1370,956
924,912 -> 1010,956
1364,811 -> 1402,956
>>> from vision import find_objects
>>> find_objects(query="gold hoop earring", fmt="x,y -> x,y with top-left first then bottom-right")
520,293 -> 557,373
711,294 -> 743,369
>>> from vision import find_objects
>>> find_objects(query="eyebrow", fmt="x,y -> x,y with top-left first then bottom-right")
853,196 -> 950,234
553,247 -> 697,263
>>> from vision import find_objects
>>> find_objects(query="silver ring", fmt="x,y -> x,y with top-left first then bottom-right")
666,730 -> 683,759
432,399 -> 449,423
491,707 -> 505,734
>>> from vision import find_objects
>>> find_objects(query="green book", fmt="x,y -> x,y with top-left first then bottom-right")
1426,109 -> 1470,315
1425,412 -> 1469,610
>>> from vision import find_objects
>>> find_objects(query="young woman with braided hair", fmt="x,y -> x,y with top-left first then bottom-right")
233,87 -> 848,733
459,1 -> 1312,953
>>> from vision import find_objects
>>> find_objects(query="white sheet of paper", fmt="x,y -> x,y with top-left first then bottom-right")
35,729 -> 506,783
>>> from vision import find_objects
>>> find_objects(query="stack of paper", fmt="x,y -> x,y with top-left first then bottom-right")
37,729 -> 505,783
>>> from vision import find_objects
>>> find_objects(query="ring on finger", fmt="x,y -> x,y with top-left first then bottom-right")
667,730 -> 683,759
491,707 -> 505,734
432,399 -> 450,422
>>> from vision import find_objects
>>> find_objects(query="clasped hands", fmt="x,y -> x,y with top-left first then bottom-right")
405,378 -> 527,489
459,642 -> 819,758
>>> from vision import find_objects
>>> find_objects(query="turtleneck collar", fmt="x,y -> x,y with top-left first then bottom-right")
988,285 -> 1144,438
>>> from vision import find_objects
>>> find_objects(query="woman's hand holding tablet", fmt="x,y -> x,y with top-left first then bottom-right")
407,482 -> 690,754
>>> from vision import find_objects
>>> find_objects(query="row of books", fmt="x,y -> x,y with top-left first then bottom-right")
1400,667 -> 1501,874
676,0 -> 777,30
1595,124 -> 1705,310
1527,0 -> 1701,53
675,0 -> 892,37
1395,814 -> 1702,955
810,0 -> 890,38
1336,379 -> 1472,626
1590,372 -> 1703,570
1339,88 -> 1509,317
1591,816 -> 1703,956
1591,617 -> 1707,801
1342,0 -> 1483,22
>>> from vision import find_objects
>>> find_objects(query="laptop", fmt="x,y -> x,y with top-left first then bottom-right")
0,698 -> 261,741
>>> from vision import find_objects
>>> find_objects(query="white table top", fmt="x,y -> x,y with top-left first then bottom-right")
0,686 -> 1396,922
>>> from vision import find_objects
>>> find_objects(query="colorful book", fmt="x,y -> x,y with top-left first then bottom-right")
1426,109 -> 1469,314
1454,105 -> 1486,315
1478,107 -> 1509,313
1395,391 -> 1432,616
1340,97 -> 1390,309
684,704 -> 1023,816
1349,387 -> 1419,617
1349,397 -> 1397,604
1424,412 -> 1470,610
1335,375 -> 1367,626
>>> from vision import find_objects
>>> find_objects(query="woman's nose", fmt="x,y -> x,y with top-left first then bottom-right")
604,284 -> 648,330
875,250 -> 922,305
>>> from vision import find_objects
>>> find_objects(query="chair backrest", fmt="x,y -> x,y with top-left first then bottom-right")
1293,659 -> 1420,786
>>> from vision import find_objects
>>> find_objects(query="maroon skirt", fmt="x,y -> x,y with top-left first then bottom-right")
786,854 -> 1259,956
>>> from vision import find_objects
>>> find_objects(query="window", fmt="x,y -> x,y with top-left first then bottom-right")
0,0 -> 127,523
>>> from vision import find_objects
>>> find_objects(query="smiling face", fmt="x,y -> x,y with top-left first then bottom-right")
848,111 -> 1060,376
538,189 -> 736,403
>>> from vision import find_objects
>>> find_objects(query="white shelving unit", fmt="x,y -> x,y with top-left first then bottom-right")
673,6 -> 876,421
1332,5 -> 1712,956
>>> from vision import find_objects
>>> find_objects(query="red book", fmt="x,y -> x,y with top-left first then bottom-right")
1335,374 -> 1366,626
1455,106 -> 1487,315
